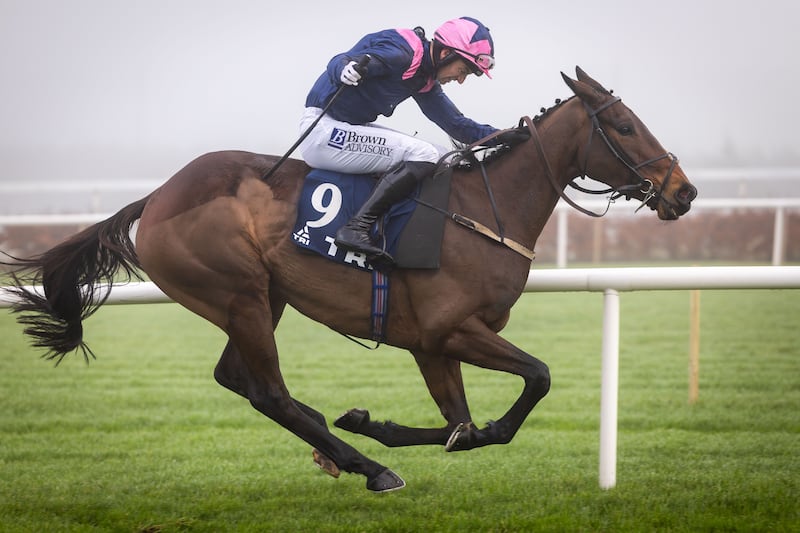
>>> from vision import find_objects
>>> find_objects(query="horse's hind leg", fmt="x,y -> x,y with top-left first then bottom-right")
215,340 -> 327,427
214,294 -> 328,426
214,340 -> 250,398
225,290 -> 404,492
215,338 -> 339,476
335,351 -> 472,447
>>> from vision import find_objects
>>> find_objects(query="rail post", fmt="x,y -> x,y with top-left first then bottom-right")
599,288 -> 620,490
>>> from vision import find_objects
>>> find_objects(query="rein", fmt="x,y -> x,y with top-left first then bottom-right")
452,156 -> 535,260
414,145 -> 536,262
523,115 -> 607,218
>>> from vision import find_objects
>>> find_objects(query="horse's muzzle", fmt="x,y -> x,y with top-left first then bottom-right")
657,183 -> 697,220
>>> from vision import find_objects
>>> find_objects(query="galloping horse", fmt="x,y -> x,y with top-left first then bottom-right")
4,68 -> 696,492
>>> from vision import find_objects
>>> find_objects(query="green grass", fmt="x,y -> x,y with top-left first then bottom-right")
0,288 -> 798,532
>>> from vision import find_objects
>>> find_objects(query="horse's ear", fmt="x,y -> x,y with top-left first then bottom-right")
575,66 -> 610,95
562,70 -> 605,108
561,71 -> 578,93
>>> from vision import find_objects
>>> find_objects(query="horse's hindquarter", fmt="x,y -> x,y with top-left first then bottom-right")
135,151 -> 304,329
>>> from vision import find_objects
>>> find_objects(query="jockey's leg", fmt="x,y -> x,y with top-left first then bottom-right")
334,160 -> 435,264
297,110 -> 443,265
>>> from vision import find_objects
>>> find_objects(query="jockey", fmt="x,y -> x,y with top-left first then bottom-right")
299,16 -> 528,266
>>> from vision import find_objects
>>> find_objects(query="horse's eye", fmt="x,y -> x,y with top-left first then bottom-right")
617,124 -> 634,136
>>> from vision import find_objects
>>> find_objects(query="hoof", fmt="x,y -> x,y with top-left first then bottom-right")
366,468 -> 405,493
334,408 -> 370,433
312,448 -> 340,478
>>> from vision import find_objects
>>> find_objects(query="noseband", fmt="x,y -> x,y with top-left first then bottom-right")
525,96 -> 679,217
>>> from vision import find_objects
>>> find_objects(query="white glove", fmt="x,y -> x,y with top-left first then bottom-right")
340,61 -> 363,86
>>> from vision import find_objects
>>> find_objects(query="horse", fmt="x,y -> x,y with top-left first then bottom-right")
3,67 -> 696,492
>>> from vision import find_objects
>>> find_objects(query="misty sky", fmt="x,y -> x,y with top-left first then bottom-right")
1,0 -> 799,184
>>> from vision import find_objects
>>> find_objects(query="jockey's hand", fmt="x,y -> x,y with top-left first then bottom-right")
495,126 -> 531,146
340,61 -> 364,86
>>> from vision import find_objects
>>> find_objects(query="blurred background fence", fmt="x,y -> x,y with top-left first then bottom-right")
1,168 -> 799,266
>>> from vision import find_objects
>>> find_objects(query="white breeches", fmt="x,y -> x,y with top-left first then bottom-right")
297,107 -> 448,175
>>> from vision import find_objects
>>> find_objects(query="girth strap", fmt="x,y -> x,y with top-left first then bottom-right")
371,270 -> 389,342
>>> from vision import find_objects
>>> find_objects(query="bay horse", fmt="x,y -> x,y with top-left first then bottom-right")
4,68 -> 696,492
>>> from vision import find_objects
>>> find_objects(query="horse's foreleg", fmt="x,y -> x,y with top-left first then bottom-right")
334,350 -> 471,447
226,292 -> 404,492
440,315 -> 551,451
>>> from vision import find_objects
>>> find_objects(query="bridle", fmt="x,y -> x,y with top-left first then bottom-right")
525,95 -> 679,217
430,95 -> 681,261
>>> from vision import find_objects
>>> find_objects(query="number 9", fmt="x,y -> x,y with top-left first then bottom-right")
306,183 -> 343,228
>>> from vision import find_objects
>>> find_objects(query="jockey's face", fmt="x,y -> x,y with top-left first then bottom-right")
436,54 -> 472,85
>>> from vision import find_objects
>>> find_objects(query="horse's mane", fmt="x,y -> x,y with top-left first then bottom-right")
454,95 -> 577,169
530,94 -> 575,124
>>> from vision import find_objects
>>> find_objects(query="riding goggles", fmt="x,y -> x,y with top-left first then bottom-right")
449,46 -> 495,76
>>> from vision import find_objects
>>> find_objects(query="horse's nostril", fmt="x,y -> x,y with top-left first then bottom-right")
676,184 -> 697,205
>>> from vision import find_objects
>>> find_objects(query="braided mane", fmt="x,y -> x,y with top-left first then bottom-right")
530,95 -> 575,124
474,95 -> 576,166
449,94 -> 580,169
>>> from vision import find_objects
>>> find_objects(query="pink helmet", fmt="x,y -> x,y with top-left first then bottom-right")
433,17 -> 495,78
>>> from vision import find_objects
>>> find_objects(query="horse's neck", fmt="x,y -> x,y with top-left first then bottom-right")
486,98 -> 587,250
527,96 -> 588,193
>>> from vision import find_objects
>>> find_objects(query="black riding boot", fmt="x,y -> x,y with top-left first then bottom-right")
335,161 -> 436,265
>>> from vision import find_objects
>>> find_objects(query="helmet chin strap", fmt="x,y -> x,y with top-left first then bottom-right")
430,41 -> 459,73
430,45 -> 443,71
429,45 -> 438,68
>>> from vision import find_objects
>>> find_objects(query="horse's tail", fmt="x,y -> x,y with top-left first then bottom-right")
3,193 -> 153,363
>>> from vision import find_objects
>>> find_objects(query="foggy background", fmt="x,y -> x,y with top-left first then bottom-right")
1,0 -> 799,214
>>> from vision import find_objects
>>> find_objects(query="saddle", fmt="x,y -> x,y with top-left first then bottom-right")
292,167 -> 451,271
